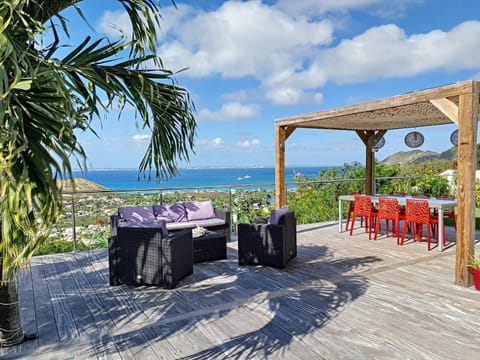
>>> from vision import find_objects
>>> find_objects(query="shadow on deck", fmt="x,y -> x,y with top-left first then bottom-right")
2,222 -> 480,359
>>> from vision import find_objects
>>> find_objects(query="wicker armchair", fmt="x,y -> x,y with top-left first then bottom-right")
237,211 -> 297,268
109,215 -> 193,289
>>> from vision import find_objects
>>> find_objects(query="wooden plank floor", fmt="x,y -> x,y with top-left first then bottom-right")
2,222 -> 480,359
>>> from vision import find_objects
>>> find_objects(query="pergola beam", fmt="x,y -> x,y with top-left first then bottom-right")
430,98 -> 459,124
276,81 -> 473,129
284,126 -> 296,140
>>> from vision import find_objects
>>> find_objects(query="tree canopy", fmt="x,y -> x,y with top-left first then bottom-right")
0,0 -> 196,280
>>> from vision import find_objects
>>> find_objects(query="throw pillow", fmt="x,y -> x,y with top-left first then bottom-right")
184,200 -> 215,221
118,206 -> 156,222
153,203 -> 187,222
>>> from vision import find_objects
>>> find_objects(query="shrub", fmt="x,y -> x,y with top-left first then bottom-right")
414,171 -> 450,196
288,185 -> 337,224
230,190 -> 272,225
476,180 -> 480,207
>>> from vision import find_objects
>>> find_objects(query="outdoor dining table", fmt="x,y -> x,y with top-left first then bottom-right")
338,194 -> 457,251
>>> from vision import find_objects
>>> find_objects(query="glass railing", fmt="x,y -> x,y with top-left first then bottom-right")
55,174 -> 450,251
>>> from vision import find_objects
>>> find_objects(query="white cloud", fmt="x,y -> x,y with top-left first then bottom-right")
97,10 -> 132,39
197,137 -> 225,148
198,102 -> 259,121
99,1 -> 480,107
266,87 -> 302,106
132,134 -> 150,143
236,139 -> 261,148
308,21 -> 480,84
212,137 -> 225,148
157,1 -> 333,79
266,87 -> 324,106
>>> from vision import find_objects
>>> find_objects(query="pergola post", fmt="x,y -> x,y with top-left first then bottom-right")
365,131 -> 375,195
275,125 -> 295,208
455,83 -> 480,286
356,130 -> 386,195
275,125 -> 286,208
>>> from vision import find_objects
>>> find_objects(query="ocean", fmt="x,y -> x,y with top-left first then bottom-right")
71,167 -> 328,190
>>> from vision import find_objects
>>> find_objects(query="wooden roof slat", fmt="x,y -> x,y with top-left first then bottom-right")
276,80 -> 476,131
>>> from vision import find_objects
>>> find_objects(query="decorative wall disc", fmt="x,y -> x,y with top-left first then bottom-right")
450,129 -> 458,146
404,131 -> 424,148
368,136 -> 385,150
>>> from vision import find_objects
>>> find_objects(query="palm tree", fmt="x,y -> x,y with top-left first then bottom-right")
0,0 -> 196,346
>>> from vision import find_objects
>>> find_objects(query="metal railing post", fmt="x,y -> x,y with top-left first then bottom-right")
228,187 -> 232,215
285,183 -> 288,205
71,194 -> 77,253
228,187 -> 233,234
332,182 -> 337,221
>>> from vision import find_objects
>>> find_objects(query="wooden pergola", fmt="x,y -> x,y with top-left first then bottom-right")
275,80 -> 479,287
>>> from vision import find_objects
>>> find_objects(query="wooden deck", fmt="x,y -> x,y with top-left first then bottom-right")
2,222 -> 480,359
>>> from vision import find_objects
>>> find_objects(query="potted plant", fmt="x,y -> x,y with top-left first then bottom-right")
468,256 -> 480,291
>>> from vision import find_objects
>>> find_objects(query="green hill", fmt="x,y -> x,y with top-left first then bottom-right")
380,150 -> 439,165
58,178 -> 108,191
380,145 -> 480,165
438,146 -> 458,160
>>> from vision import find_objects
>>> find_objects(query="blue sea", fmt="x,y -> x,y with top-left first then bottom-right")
71,167 -> 328,190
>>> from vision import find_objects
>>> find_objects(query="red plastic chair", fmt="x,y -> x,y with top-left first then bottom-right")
389,191 -> 406,215
345,191 -> 361,231
374,197 -> 404,243
349,195 -> 377,240
401,199 -> 444,251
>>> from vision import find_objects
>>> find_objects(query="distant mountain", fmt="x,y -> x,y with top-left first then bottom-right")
438,146 -> 457,160
58,178 -> 108,191
380,145 -> 480,165
380,150 -> 440,165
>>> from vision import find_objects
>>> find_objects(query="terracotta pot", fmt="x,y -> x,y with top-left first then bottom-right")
470,267 -> 480,291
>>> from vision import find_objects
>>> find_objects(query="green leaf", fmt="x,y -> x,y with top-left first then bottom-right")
11,80 -> 32,90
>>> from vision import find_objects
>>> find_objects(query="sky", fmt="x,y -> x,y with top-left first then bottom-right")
63,0 -> 480,169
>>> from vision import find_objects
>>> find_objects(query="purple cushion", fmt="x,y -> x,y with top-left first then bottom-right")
184,201 -> 215,221
269,205 -> 289,225
118,206 -> 155,222
153,203 -> 186,222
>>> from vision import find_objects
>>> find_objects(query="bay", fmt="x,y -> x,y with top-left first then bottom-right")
71,166 -> 328,191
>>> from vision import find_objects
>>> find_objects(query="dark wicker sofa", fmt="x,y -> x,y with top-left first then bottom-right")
115,201 -> 231,241
237,210 -> 297,268
108,200 -> 231,288
109,216 -> 193,289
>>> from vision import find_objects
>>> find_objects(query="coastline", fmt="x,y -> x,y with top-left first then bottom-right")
59,178 -> 109,191
70,166 -> 327,191
71,165 -> 324,171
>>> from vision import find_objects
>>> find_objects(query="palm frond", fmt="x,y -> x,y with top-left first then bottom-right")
1,0 -> 194,281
